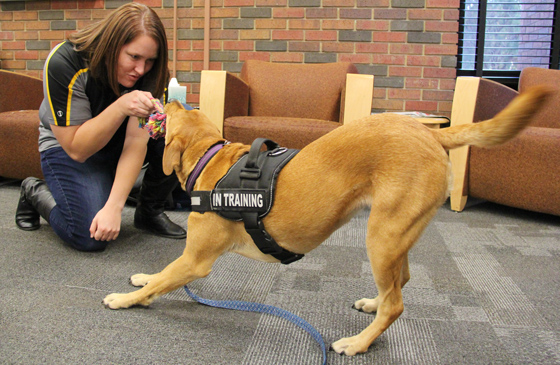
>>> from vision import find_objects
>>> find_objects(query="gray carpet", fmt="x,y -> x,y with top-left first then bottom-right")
1,180 -> 559,364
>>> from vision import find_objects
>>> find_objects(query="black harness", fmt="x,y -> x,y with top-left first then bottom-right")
190,138 -> 303,264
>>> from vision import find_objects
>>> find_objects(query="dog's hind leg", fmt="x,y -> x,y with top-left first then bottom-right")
103,215 -> 234,309
331,201 -> 438,356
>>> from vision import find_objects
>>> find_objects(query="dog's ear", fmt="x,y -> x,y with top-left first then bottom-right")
162,137 -> 182,176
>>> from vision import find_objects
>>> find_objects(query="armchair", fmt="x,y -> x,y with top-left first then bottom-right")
199,60 -> 374,149
449,68 -> 560,216
0,70 -> 44,180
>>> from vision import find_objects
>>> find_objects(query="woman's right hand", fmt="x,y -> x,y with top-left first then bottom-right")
117,90 -> 156,119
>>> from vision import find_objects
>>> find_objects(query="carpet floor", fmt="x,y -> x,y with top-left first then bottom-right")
1,181 -> 559,364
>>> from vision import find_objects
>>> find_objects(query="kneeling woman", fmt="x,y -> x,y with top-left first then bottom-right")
16,3 -> 186,251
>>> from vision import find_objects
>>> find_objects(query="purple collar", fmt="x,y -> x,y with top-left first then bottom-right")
185,142 -> 227,195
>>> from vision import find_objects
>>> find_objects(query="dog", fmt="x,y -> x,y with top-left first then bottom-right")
104,86 -> 551,356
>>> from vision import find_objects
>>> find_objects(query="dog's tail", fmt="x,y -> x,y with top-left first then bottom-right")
431,86 -> 553,151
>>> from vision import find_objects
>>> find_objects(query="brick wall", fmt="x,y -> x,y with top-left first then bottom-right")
0,0 -> 459,116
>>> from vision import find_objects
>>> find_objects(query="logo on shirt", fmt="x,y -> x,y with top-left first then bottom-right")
56,110 -> 64,118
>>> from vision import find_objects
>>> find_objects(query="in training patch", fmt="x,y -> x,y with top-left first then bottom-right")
192,189 -> 268,213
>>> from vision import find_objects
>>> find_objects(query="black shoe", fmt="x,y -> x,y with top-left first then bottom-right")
15,177 -> 55,231
133,154 -> 185,239
134,210 -> 186,239
15,185 -> 40,231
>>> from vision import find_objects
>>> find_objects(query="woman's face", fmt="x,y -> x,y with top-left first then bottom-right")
117,34 -> 158,88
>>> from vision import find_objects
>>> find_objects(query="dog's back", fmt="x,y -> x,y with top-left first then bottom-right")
266,86 -> 552,255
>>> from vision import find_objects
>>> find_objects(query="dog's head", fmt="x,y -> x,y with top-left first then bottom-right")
162,101 -> 222,185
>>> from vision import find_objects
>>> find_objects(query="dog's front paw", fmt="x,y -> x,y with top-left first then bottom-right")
103,293 -> 137,309
352,297 -> 378,313
130,273 -> 153,287
330,336 -> 369,356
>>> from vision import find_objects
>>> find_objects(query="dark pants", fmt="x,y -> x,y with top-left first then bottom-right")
40,137 -> 173,251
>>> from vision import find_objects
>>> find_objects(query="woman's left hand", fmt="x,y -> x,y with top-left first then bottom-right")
90,205 -> 122,241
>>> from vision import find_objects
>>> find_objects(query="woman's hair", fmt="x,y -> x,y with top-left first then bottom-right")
68,3 -> 169,97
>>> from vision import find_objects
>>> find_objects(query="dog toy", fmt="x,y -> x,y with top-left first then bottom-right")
138,98 -> 166,139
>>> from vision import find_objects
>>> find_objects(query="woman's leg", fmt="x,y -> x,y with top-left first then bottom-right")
41,147 -> 116,252
133,137 -> 186,238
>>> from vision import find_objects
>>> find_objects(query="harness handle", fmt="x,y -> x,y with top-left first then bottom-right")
240,138 -> 279,180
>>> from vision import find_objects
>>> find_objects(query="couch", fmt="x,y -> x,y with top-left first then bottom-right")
0,70 -> 44,180
449,67 -> 560,216
198,60 -> 374,149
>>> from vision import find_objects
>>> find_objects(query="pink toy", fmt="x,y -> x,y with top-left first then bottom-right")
138,98 -> 166,139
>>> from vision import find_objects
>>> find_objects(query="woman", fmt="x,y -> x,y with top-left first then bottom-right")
15,3 -> 186,251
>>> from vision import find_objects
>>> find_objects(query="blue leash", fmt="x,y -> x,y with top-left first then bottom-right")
184,286 -> 327,365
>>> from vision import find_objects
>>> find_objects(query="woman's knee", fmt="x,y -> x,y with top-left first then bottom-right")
49,209 -> 107,251
70,237 -> 108,252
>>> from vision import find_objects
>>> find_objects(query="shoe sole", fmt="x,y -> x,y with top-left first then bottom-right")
16,224 -> 40,231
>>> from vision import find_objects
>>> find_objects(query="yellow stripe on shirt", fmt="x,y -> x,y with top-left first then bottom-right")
66,68 -> 88,126
45,41 -> 66,126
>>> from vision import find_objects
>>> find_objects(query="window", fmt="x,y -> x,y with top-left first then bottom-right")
458,0 -> 559,88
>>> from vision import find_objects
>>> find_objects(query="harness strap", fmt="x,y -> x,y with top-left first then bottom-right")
241,212 -> 304,264
236,139 -> 303,264
239,139 -> 303,265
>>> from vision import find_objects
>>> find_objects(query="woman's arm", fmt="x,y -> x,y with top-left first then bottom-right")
51,90 -> 155,163
88,116 -> 150,241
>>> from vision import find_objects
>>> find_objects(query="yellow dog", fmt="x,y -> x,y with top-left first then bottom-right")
104,87 -> 550,356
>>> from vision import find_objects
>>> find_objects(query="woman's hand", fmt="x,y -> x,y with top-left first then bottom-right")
51,90 -> 156,163
117,90 -> 156,119
89,204 -> 122,241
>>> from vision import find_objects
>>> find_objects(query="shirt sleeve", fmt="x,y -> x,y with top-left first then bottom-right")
41,42 -> 92,127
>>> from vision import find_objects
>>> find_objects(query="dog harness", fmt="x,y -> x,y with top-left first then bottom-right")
189,138 -> 303,264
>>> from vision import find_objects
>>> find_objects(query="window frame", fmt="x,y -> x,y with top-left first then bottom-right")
457,0 -> 560,89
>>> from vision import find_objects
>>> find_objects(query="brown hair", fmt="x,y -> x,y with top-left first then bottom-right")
68,3 -> 169,97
